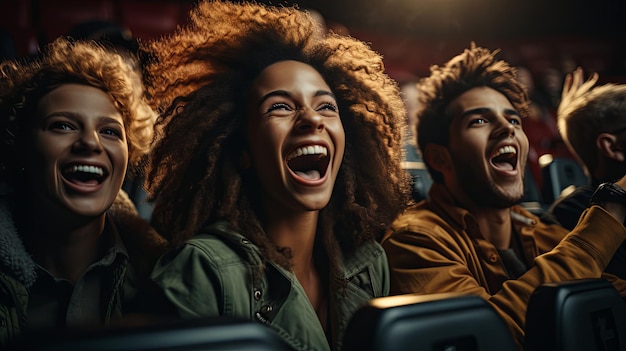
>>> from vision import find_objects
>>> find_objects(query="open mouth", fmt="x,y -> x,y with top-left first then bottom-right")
286,145 -> 330,181
62,164 -> 107,186
490,145 -> 518,171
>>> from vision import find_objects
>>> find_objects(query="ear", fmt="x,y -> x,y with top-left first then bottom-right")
424,144 -> 453,174
597,133 -> 625,162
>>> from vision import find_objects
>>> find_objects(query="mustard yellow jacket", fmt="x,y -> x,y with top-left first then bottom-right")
382,183 -> 626,349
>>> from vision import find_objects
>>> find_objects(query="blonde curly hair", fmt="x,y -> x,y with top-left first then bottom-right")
143,0 -> 410,269
0,37 -> 155,185
557,71 -> 626,175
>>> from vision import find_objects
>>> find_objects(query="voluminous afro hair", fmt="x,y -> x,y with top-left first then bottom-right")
557,72 -> 626,175
143,0 -> 410,268
0,37 -> 156,186
417,43 -> 529,183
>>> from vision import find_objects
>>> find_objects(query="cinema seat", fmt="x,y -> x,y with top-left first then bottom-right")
540,157 -> 589,204
525,278 -> 626,351
342,292 -> 517,351
12,317 -> 291,351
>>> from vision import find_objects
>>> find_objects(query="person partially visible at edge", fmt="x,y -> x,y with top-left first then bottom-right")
380,43 -> 626,349
546,67 -> 626,276
400,79 -> 432,202
142,1 -> 410,350
0,37 -> 169,347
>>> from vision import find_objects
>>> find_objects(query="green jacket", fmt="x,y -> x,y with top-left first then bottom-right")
152,221 -> 390,351
0,192 -> 168,347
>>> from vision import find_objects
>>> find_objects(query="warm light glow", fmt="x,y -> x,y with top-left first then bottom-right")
538,154 -> 554,168
369,292 -> 464,309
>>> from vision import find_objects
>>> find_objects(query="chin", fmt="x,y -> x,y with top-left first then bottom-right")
64,199 -> 113,218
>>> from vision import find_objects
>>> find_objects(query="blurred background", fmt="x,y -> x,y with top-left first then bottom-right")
2,0 -> 625,84
308,0 -> 626,84
2,0 -> 623,204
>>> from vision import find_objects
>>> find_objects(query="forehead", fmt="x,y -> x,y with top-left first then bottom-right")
447,86 -> 514,119
37,83 -> 120,119
250,60 -> 331,96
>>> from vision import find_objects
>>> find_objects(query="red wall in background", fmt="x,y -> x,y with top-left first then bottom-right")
2,0 -> 625,85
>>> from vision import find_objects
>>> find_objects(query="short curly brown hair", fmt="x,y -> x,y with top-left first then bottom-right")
143,0 -> 410,268
0,37 -> 155,186
417,43 -> 529,183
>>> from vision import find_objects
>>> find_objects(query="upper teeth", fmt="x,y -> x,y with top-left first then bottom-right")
287,145 -> 328,160
496,146 -> 516,155
69,165 -> 104,176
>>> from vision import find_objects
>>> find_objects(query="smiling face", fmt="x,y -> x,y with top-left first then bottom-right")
444,86 -> 528,208
27,83 -> 128,219
246,60 -> 345,215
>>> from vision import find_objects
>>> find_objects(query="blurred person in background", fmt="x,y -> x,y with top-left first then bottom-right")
546,67 -> 626,276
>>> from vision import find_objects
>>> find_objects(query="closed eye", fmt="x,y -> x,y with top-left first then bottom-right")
267,102 -> 293,112
318,102 -> 337,112
264,102 -> 296,117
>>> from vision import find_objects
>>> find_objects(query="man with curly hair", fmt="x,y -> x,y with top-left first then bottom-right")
143,1 -> 410,350
0,38 -> 168,347
381,44 -> 626,348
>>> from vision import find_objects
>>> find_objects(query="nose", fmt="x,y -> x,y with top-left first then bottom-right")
493,115 -> 515,139
73,130 -> 103,153
295,107 -> 325,133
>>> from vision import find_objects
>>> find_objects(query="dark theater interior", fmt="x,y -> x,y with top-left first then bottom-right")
3,0 -> 626,83
2,0 -> 626,350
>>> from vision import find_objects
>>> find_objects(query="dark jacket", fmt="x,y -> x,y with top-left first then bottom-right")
0,191 -> 169,347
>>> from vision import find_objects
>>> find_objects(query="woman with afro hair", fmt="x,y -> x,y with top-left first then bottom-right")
144,1 -> 410,350
0,38 -> 169,347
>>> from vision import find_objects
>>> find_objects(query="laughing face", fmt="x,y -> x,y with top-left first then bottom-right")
446,86 -> 528,208
28,83 -> 128,218
246,60 -> 345,214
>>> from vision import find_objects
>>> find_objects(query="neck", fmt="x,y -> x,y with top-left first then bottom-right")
469,206 -> 512,249
265,210 -> 318,269
263,209 -> 328,326
25,213 -> 107,285
447,186 -> 513,250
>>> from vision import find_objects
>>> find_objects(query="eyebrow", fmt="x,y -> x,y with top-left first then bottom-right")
44,112 -> 124,125
257,89 -> 336,108
460,107 -> 521,119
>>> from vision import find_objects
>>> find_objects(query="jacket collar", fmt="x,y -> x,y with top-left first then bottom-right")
205,220 -> 383,280
0,190 -> 166,289
428,183 -> 539,235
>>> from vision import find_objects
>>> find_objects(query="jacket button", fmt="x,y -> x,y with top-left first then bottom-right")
488,252 -> 498,263
254,289 -> 262,300
261,305 -> 273,313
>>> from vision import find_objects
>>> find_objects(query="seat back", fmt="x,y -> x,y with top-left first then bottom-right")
541,157 -> 589,203
525,278 -> 626,351
14,317 -> 291,351
343,293 -> 517,351
520,163 -> 546,215
402,143 -> 433,202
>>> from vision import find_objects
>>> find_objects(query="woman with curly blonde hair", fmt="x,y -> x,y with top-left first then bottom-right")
144,1 -> 410,350
0,37 -> 168,347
